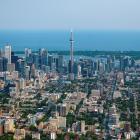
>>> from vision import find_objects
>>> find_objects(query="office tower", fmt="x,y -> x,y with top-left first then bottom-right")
0,57 -> 5,72
25,48 -> 32,65
130,58 -> 135,67
56,55 -> 64,73
87,59 -> 93,76
27,54 -> 33,66
57,55 -> 64,73
99,62 -> 105,74
42,49 -> 48,66
93,61 -> 98,71
48,55 -> 53,70
73,62 -> 78,75
123,56 -> 129,69
120,56 -> 125,71
0,57 -> 8,72
106,57 -> 112,72
110,56 -> 115,70
79,58 -> 93,77
0,48 -> 3,57
25,66 -> 30,80
51,62 -> 56,72
17,59 -> 26,78
11,52 -> 19,70
69,30 -> 74,80
31,64 -> 36,78
56,57 -> 59,72
39,48 -> 48,68
33,53 -> 39,69
4,45 -> 11,64
51,55 -> 57,72
25,48 -> 32,58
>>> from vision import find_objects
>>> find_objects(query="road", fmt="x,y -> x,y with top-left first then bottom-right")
104,73 -> 117,140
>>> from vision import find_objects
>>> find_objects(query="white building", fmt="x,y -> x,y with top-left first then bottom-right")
4,119 -> 15,133
77,64 -> 82,79
19,78 -> 25,90
4,45 -> 11,64
25,66 -> 30,80
81,121 -> 85,134
50,132 -> 56,140
25,48 -> 32,58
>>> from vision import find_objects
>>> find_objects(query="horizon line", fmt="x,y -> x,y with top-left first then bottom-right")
1,28 -> 140,32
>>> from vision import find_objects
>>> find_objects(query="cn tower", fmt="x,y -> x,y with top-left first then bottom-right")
70,30 -> 74,74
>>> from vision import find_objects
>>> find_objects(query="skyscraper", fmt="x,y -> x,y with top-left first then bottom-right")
32,53 -> 39,69
39,48 -> 48,68
48,55 -> 53,70
25,66 -> 30,80
4,45 -> 11,64
0,57 -> 8,72
25,48 -> 32,58
0,48 -> 3,57
57,55 -> 64,73
17,59 -> 26,78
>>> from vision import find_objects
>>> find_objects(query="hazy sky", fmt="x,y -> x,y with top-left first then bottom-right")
0,0 -> 140,30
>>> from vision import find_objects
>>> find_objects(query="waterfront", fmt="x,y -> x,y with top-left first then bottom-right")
0,30 -> 140,51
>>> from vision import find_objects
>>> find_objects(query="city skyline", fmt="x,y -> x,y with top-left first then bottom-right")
0,39 -> 139,140
0,1 -> 140,139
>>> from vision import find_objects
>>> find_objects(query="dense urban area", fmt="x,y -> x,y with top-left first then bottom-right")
0,34 -> 140,140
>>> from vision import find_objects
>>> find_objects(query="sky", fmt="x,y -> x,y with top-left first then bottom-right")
0,0 -> 140,30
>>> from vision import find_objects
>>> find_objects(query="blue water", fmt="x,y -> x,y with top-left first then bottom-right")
0,30 -> 140,51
